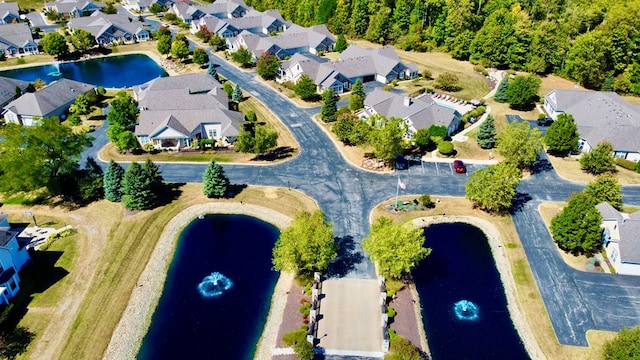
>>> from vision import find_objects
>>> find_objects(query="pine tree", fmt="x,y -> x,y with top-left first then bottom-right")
142,159 -> 164,206
349,79 -> 365,111
494,77 -> 509,103
103,159 -> 125,202
232,84 -> 243,102
476,115 -> 497,149
203,159 -> 229,198
321,89 -> 338,122
121,162 -> 155,210
334,34 -> 348,52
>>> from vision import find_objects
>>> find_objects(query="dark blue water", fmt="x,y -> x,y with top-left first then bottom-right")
0,54 -> 167,88
137,214 -> 279,360
414,223 -> 529,359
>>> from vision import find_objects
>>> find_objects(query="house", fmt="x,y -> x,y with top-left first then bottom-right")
171,0 -> 248,24
543,89 -> 640,161
67,12 -> 150,45
358,89 -> 462,138
121,0 -> 173,12
0,76 -> 30,108
0,214 -> 30,305
133,74 -> 244,149
191,9 -> 288,38
598,202 -> 640,276
0,23 -> 39,57
45,0 -> 103,18
277,45 -> 419,94
0,3 -> 20,24
227,24 -> 335,61
3,78 -> 95,126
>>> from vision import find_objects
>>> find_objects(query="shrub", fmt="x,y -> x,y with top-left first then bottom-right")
420,193 -> 434,208
282,327 -> 307,346
199,138 -> 215,150
16,57 -> 25,65
387,306 -> 396,319
385,279 -> 404,297
422,69 -> 433,80
438,141 -> 454,155
637,161 -> 640,173
299,302 -> 311,316
293,339 -> 314,360
616,158 -> 638,171
385,334 -> 422,360
67,113 -> 81,126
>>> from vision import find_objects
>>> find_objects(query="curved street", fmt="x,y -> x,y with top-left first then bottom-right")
84,53 -> 640,347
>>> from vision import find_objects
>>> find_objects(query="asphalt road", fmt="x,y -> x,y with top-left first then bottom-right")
80,53 -> 640,346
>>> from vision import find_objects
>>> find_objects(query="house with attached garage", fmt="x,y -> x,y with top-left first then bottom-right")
544,89 -> 640,161
358,88 -> 462,138
2,78 -> 95,126
191,9 -> 288,38
0,214 -> 30,305
67,12 -> 150,45
121,0 -> 173,12
45,0 -> 104,18
0,3 -> 20,24
171,0 -> 249,24
0,76 -> 29,108
597,202 -> 640,276
134,73 -> 244,149
0,23 -> 39,57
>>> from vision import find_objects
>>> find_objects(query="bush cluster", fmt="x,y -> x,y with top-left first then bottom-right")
615,158 -> 638,171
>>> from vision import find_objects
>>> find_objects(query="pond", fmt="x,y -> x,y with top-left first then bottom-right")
0,54 -> 167,88
137,214 -> 279,359
414,222 -> 529,359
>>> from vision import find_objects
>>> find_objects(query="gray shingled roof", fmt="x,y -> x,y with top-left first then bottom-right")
0,3 -> 19,20
45,0 -> 102,14
197,0 -> 248,17
3,78 -> 94,117
136,108 -> 243,138
364,89 -> 456,130
596,203 -> 640,264
0,76 -> 29,107
0,23 -> 35,49
546,90 -> 640,152
597,202 -> 624,221
68,12 -> 146,39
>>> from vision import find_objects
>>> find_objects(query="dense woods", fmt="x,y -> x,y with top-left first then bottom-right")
245,0 -> 640,93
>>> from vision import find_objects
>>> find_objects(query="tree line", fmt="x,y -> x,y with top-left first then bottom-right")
245,0 -> 640,93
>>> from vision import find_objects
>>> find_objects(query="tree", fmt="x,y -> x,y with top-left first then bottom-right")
505,74 -> 540,110
550,193 -> 602,256
320,89 -> 338,122
0,327 -> 34,360
465,162 -> 522,213
363,216 -> 431,279
256,51 -> 280,80
349,79 -> 365,111
76,157 -> 104,203
413,128 -> 433,151
208,34 -> 227,50
203,159 -> 229,198
69,29 -> 96,53
107,91 -> 139,130
121,162 -> 155,210
333,113 -> 357,144
33,79 -> 46,90
476,115 -> 496,149
231,47 -> 254,67
544,114 -> 579,156
157,35 -> 171,55
368,116 -> 406,162
584,175 -> 623,210
603,326 -> 640,360
496,121 -> 544,169
494,77 -> 509,103
192,47 -> 208,65
272,210 -> 337,275
580,142 -> 616,175
235,121 -> 278,155
0,118 -> 92,195
103,2 -> 117,14
40,32 -> 68,58
149,2 -> 164,15
46,9 -> 60,22
294,75 -> 319,101
564,31 -> 610,89
435,72 -> 460,91
223,82 -> 233,98
116,130 -> 139,153
170,40 -> 189,62
232,84 -> 243,102
70,93 -> 92,115
334,34 -> 348,52
104,159 -> 125,202
142,159 -> 164,201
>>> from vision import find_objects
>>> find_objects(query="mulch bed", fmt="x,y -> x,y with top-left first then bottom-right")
389,285 -> 425,351
275,281 -> 309,348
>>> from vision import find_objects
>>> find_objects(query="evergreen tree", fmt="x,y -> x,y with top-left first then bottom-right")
121,162 -> 155,210
349,79 -> 365,111
476,115 -> 497,149
494,77 -> 509,103
142,159 -> 164,205
334,34 -> 348,52
203,159 -> 229,198
157,35 -> 171,55
232,84 -> 243,102
103,159 -> 125,202
320,89 -> 338,122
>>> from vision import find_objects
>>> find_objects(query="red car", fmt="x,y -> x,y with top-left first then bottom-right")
453,160 -> 466,173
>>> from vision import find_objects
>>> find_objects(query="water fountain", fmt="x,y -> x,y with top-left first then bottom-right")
47,62 -> 62,77
453,299 -> 480,321
197,272 -> 233,298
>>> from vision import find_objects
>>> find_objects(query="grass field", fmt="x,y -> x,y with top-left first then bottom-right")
371,196 -> 615,359
546,154 -> 640,185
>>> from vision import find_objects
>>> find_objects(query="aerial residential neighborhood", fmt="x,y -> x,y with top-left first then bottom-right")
0,0 -> 639,359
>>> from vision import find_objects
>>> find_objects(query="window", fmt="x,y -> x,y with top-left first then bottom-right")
208,129 -> 218,138
9,279 -> 16,291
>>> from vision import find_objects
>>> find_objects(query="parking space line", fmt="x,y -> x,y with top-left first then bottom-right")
449,163 -> 454,175
435,162 -> 439,175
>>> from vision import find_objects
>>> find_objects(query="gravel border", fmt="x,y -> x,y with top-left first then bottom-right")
103,203 -> 292,360
411,216 -> 546,360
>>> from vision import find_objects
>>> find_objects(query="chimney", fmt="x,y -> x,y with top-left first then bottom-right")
404,96 -> 412,107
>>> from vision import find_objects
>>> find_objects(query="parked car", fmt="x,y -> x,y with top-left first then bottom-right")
537,117 -> 554,126
453,160 -> 466,173
395,155 -> 408,170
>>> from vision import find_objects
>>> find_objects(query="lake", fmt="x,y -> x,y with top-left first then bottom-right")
137,214 -> 280,360
0,54 -> 167,88
414,222 -> 529,359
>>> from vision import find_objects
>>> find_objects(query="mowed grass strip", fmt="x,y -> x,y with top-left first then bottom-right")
59,184 -> 317,359
371,196 -> 613,359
